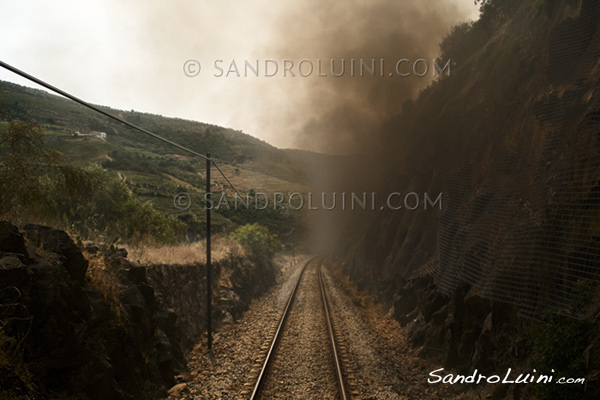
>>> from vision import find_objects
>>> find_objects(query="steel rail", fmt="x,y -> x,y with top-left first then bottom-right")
318,263 -> 349,400
248,257 -> 314,400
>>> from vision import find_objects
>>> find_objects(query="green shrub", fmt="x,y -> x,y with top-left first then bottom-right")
439,21 -> 481,65
229,223 -> 279,266
43,163 -> 184,244
0,120 -> 184,244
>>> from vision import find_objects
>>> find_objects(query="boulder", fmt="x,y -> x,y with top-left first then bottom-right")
0,221 -> 29,262
24,224 -> 88,281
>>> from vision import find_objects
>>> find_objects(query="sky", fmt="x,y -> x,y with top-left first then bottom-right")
0,0 -> 480,153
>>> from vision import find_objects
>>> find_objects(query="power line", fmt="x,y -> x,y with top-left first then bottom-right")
0,61 -> 210,161
0,59 -> 243,197
0,60 -> 256,353
211,160 -> 243,199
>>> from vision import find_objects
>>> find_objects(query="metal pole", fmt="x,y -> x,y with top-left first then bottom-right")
292,229 -> 296,265
206,153 -> 212,350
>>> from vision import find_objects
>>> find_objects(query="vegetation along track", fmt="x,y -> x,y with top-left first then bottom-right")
242,256 -> 351,399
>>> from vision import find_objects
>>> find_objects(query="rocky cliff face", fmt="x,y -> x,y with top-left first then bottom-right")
0,222 -> 275,399
343,0 -> 600,398
146,254 -> 277,353
0,221 -> 185,399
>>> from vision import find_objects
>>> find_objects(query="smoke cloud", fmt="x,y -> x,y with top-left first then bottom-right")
126,0 -> 476,154
263,0 -> 471,154
1,1 -> 476,154
253,0 -> 476,252
0,0 -> 477,253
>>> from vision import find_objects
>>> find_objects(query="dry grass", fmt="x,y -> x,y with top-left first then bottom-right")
0,326 -> 37,397
124,236 -> 248,266
325,260 -> 410,345
84,250 -> 126,322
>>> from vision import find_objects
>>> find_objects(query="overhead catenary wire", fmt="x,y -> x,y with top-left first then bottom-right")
0,59 -> 250,353
0,59 -> 243,198
210,160 -> 243,199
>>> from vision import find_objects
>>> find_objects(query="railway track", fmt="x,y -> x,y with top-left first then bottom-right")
242,257 -> 350,399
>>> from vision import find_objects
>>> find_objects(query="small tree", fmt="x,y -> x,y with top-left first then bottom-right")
229,223 -> 279,266
0,120 -> 69,215
0,120 -> 184,244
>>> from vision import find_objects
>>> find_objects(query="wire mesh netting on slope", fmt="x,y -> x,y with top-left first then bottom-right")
377,0 -> 600,320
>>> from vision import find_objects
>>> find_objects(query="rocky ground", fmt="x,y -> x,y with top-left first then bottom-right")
166,254 -> 311,399
257,259 -> 338,399
322,263 -> 462,400
166,257 -> 485,400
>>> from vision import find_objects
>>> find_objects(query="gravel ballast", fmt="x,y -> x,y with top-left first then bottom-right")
168,256 -> 467,399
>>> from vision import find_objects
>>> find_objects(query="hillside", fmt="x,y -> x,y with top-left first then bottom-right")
0,80 -> 306,182
0,80 -> 311,236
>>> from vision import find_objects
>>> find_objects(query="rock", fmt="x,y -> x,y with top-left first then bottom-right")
458,329 -> 478,368
405,315 -> 427,348
0,255 -> 24,269
221,310 -> 234,326
0,255 -> 30,288
127,266 -> 147,283
443,328 -> 460,368
121,286 -> 146,310
137,282 -> 156,309
84,243 -> 101,254
156,308 -> 179,341
76,358 -> 118,400
0,225 -> 187,400
0,221 -> 29,262
393,281 -> 418,321
168,383 -> 187,397
431,305 -> 448,325
421,291 -> 448,322
24,224 -> 88,281
106,246 -> 128,259
121,286 -> 154,340
218,288 -> 244,321
463,288 -> 492,326
154,328 -> 180,386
